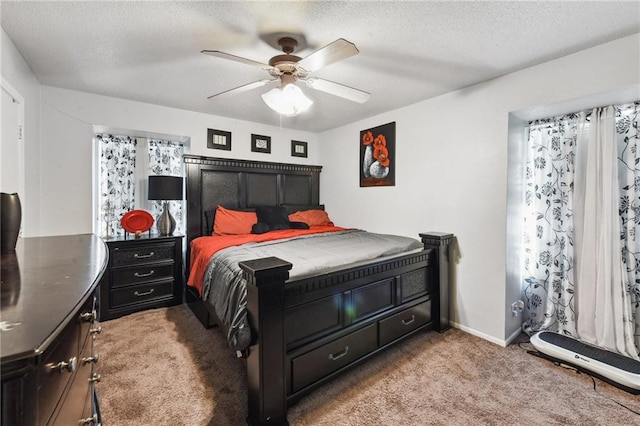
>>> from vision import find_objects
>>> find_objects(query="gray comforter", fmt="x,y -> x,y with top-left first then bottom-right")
201,229 -> 423,351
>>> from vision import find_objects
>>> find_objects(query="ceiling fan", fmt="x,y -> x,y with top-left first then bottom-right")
202,33 -> 370,115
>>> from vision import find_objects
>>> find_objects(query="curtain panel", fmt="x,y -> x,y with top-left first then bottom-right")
522,102 -> 640,358
522,114 -> 581,336
98,134 -> 136,237
617,103 -> 640,354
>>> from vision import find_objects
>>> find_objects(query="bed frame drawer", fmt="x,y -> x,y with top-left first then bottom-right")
110,280 -> 174,308
379,300 -> 431,347
111,264 -> 174,288
291,323 -> 377,393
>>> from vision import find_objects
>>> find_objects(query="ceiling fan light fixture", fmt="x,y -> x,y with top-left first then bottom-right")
262,84 -> 313,116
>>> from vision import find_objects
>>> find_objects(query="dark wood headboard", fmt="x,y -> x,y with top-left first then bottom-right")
184,155 -> 322,251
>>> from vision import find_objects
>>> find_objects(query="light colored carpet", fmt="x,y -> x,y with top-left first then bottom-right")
95,304 -> 640,425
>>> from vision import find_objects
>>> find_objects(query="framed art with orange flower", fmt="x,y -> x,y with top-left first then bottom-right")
360,122 -> 395,187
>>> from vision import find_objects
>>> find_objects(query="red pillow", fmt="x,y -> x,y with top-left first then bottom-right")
213,206 -> 257,235
288,209 -> 334,227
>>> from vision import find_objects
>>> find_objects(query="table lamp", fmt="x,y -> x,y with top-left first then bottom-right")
148,175 -> 183,235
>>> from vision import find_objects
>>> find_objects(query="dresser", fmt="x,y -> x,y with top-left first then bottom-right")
99,234 -> 183,321
1,234 -> 107,425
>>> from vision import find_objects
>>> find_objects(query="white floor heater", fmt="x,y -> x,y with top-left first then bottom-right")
530,331 -> 640,394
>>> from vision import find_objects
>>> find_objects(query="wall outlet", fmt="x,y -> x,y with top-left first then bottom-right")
511,300 -> 524,317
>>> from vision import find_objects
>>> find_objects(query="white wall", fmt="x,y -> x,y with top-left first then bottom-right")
318,34 -> 640,345
1,28 -> 41,237
30,85 -> 318,236
41,86 -> 319,163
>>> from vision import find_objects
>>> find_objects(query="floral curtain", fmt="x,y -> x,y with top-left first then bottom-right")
617,103 -> 640,352
522,102 -> 640,358
148,139 -> 184,235
98,134 -> 136,237
522,114 -> 581,337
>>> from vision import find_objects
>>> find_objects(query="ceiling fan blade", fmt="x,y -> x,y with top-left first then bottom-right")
201,50 -> 275,70
304,78 -> 370,103
207,79 -> 277,100
296,38 -> 359,73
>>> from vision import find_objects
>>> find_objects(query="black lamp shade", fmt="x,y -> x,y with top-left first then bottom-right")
148,176 -> 183,200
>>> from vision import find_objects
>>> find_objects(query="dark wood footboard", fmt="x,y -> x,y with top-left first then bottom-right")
239,232 -> 453,426
183,155 -> 454,425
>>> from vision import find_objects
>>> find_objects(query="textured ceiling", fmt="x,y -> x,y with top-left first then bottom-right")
2,1 -> 639,132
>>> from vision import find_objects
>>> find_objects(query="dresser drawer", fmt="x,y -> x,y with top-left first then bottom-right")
112,264 -> 174,288
50,335 -> 95,425
291,323 -> 377,393
111,280 -> 174,308
36,319 -> 80,425
111,242 -> 175,267
378,300 -> 431,347
79,295 -> 98,350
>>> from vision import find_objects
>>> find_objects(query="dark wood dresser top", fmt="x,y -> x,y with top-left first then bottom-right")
0,234 -> 108,365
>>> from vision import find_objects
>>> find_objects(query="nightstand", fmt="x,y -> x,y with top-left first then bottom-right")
99,234 -> 184,321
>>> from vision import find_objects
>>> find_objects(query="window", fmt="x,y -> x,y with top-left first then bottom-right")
96,134 -> 184,237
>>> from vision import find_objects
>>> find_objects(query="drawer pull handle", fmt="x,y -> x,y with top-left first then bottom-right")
89,373 -> 102,383
134,270 -> 155,278
52,357 -> 77,373
402,315 -> 416,326
134,289 -> 155,297
80,310 -> 97,322
328,346 -> 349,361
134,251 -> 155,259
79,414 -> 98,425
82,353 -> 100,365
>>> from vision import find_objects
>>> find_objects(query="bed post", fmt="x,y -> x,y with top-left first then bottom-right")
239,257 -> 293,426
420,232 -> 454,332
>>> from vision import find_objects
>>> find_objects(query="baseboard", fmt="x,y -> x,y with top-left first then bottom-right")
450,321 -> 523,348
505,326 -> 525,346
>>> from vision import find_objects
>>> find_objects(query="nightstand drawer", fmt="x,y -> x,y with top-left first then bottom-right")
112,264 -> 174,288
111,243 -> 175,267
110,280 -> 174,308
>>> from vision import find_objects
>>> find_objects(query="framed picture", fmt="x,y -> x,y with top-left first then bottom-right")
291,140 -> 308,158
360,121 -> 396,187
207,128 -> 231,151
251,134 -> 271,154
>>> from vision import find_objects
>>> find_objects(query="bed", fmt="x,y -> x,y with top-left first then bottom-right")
184,154 -> 454,425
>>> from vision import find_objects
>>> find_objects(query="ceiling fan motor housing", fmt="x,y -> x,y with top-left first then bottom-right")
268,36 -> 311,81
268,55 -> 302,68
